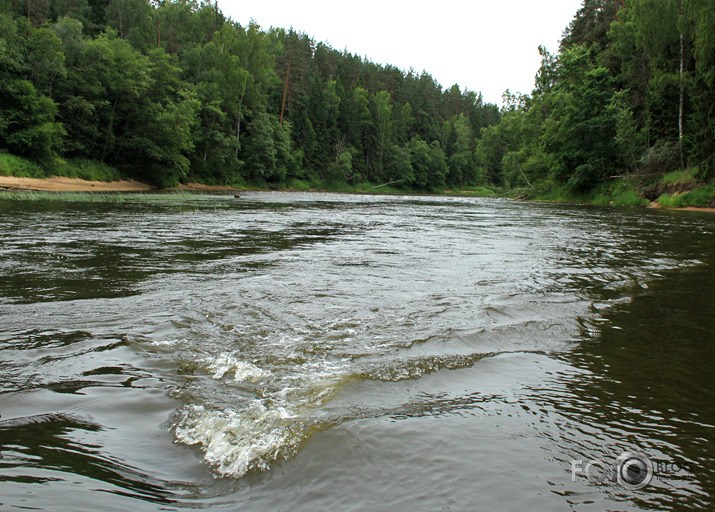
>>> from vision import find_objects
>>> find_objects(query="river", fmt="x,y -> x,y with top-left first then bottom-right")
0,192 -> 713,511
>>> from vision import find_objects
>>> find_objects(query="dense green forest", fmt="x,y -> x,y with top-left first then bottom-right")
0,0 -> 499,189
482,0 -> 715,204
1,0 -> 713,197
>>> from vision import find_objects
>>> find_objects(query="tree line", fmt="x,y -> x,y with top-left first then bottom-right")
478,0 -> 714,193
1,0 -> 711,192
0,0 -> 500,189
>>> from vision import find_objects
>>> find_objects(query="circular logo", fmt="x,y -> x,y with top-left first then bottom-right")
616,451 -> 654,490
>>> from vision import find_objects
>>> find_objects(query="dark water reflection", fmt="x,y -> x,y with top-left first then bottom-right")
560,255 -> 715,510
0,193 -> 713,511
0,413 -> 184,503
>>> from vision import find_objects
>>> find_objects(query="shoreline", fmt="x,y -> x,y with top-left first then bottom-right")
1,175 -> 714,214
674,206 -> 715,213
0,175 -> 238,193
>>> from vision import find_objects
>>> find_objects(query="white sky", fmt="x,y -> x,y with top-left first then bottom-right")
218,1 -> 583,106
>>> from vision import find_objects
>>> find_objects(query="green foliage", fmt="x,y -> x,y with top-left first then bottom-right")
284,177 -> 313,191
135,90 -> 200,186
406,137 -> 431,188
0,1 -> 503,191
427,141 -> 448,191
454,185 -> 496,196
478,0 -> 714,200
0,153 -> 47,177
592,179 -> 650,206
3,0 -> 710,200
383,144 -> 412,184
611,189 -> 649,207
244,110 -> 279,181
27,24 -> 66,96
657,184 -> 715,208
660,168 -> 697,184
0,152 -> 122,180
545,56 -> 620,191
0,79 -> 66,160
53,158 -> 123,181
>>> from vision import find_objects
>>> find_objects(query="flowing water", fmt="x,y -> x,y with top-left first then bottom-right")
0,192 -> 713,511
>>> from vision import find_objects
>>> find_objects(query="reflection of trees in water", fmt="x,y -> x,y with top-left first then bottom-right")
0,201 -> 349,305
562,258 -> 715,509
0,413 -> 188,504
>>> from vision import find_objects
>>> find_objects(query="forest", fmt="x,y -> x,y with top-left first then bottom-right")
486,0 -> 715,205
0,0 -> 713,197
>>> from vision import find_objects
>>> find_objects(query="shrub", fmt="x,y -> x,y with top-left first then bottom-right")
638,141 -> 680,175
0,153 -> 47,177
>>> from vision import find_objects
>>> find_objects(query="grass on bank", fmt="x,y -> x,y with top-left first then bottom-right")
660,168 -> 697,185
0,153 -> 46,178
448,185 -> 498,196
657,183 -> 715,208
282,177 -> 419,195
0,153 -> 123,181
652,167 -> 715,208
509,170 -> 715,209
592,180 -> 650,207
280,177 -> 498,196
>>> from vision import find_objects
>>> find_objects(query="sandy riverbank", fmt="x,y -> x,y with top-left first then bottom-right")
676,206 -> 715,213
0,175 -> 238,192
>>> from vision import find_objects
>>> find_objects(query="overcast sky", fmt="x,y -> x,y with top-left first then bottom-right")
217,0 -> 584,105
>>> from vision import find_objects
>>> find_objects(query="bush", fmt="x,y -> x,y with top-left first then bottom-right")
657,193 -> 677,208
285,178 -> 312,191
53,159 -> 123,181
590,180 -> 647,206
0,153 -> 124,182
612,188 -> 649,206
457,185 -> 496,196
0,153 -> 47,178
638,140 -> 680,175
660,168 -> 695,184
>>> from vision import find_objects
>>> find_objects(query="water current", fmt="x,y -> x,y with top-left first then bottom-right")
0,192 -> 713,511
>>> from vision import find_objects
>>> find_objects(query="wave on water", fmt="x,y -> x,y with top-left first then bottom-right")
168,327 -> 557,478
171,350 -> 350,478
148,196 -> 715,481
204,352 -> 271,382
173,403 -> 298,477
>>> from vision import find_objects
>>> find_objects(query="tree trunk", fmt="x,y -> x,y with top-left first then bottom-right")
117,0 -> 124,37
379,121 -> 387,167
280,60 -> 290,125
679,1 -> 684,168
101,100 -> 117,162
203,118 -> 216,164
518,165 -> 534,189
239,115 -> 241,160
234,88 -> 246,160
335,133 -> 346,166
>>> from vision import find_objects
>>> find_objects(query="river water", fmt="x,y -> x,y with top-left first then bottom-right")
0,192 -> 713,511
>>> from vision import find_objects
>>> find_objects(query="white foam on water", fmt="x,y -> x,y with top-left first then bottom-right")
204,352 -> 271,382
174,403 -> 298,477
172,361 -> 352,477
